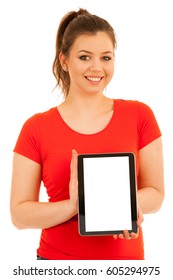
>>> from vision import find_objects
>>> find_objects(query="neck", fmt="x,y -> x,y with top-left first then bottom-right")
64,92 -> 108,113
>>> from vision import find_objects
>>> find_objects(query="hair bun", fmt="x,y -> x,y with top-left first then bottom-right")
77,8 -> 89,16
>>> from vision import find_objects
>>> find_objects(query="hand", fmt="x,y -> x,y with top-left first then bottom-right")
69,149 -> 79,214
113,205 -> 144,240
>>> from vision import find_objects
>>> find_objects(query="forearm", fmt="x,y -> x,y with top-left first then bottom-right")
11,200 -> 78,229
137,186 -> 164,214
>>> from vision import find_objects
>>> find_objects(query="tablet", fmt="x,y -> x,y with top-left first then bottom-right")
78,152 -> 138,236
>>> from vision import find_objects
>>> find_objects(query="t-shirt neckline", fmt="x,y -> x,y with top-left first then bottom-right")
54,99 -> 117,136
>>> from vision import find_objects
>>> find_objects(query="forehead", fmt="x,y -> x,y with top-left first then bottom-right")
70,32 -> 114,53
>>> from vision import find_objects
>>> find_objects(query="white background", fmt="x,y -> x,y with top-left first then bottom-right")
0,0 -> 172,277
84,157 -> 132,232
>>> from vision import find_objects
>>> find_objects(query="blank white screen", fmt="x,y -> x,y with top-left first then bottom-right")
83,157 -> 132,232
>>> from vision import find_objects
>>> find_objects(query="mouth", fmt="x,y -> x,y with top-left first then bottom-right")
85,76 -> 103,82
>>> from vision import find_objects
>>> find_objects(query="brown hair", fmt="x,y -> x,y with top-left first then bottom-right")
52,8 -> 117,97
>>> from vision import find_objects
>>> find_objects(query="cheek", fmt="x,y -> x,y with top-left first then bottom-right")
72,63 -> 86,74
107,64 -> 114,78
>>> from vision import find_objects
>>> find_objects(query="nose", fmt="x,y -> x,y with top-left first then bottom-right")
89,59 -> 102,72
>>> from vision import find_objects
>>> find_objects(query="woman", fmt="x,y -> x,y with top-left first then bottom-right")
10,8 -> 164,260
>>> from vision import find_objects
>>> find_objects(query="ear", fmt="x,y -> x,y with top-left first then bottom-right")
59,52 -> 68,71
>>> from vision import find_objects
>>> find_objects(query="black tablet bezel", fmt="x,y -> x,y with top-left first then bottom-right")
78,152 -> 138,236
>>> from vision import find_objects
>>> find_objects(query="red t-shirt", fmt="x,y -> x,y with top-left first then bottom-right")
14,99 -> 161,260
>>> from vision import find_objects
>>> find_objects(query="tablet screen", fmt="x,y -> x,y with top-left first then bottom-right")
78,153 -> 137,235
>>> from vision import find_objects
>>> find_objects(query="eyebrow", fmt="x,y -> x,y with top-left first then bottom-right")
77,50 -> 113,55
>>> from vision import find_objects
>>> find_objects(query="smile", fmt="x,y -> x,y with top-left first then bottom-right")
85,76 -> 103,82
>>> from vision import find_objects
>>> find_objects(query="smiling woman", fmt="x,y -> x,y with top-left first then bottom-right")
59,32 -> 114,97
10,8 -> 164,260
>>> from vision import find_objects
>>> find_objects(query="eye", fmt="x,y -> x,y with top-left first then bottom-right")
79,55 -> 90,61
103,56 -> 111,61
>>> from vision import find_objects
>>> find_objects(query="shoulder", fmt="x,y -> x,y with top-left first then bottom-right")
14,108 -> 57,160
115,99 -> 150,108
22,107 -> 57,128
115,99 -> 154,115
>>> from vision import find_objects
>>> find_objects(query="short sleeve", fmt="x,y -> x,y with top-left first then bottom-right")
137,101 -> 162,150
13,114 -> 42,164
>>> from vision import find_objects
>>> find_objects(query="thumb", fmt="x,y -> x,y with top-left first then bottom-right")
70,150 -> 78,179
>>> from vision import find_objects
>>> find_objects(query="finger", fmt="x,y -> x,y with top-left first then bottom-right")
113,234 -> 118,240
123,230 -> 131,240
137,205 -> 144,227
130,232 -> 137,239
137,216 -> 144,227
69,150 -> 79,205
118,234 -> 124,239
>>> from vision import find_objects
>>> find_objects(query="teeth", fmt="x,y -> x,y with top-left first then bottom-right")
86,77 -> 102,82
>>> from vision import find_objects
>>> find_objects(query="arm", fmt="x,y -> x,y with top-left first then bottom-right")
10,150 -> 78,229
113,137 -> 164,240
137,137 -> 164,214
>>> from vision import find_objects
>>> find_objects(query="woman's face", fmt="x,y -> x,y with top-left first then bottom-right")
63,31 -> 115,96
